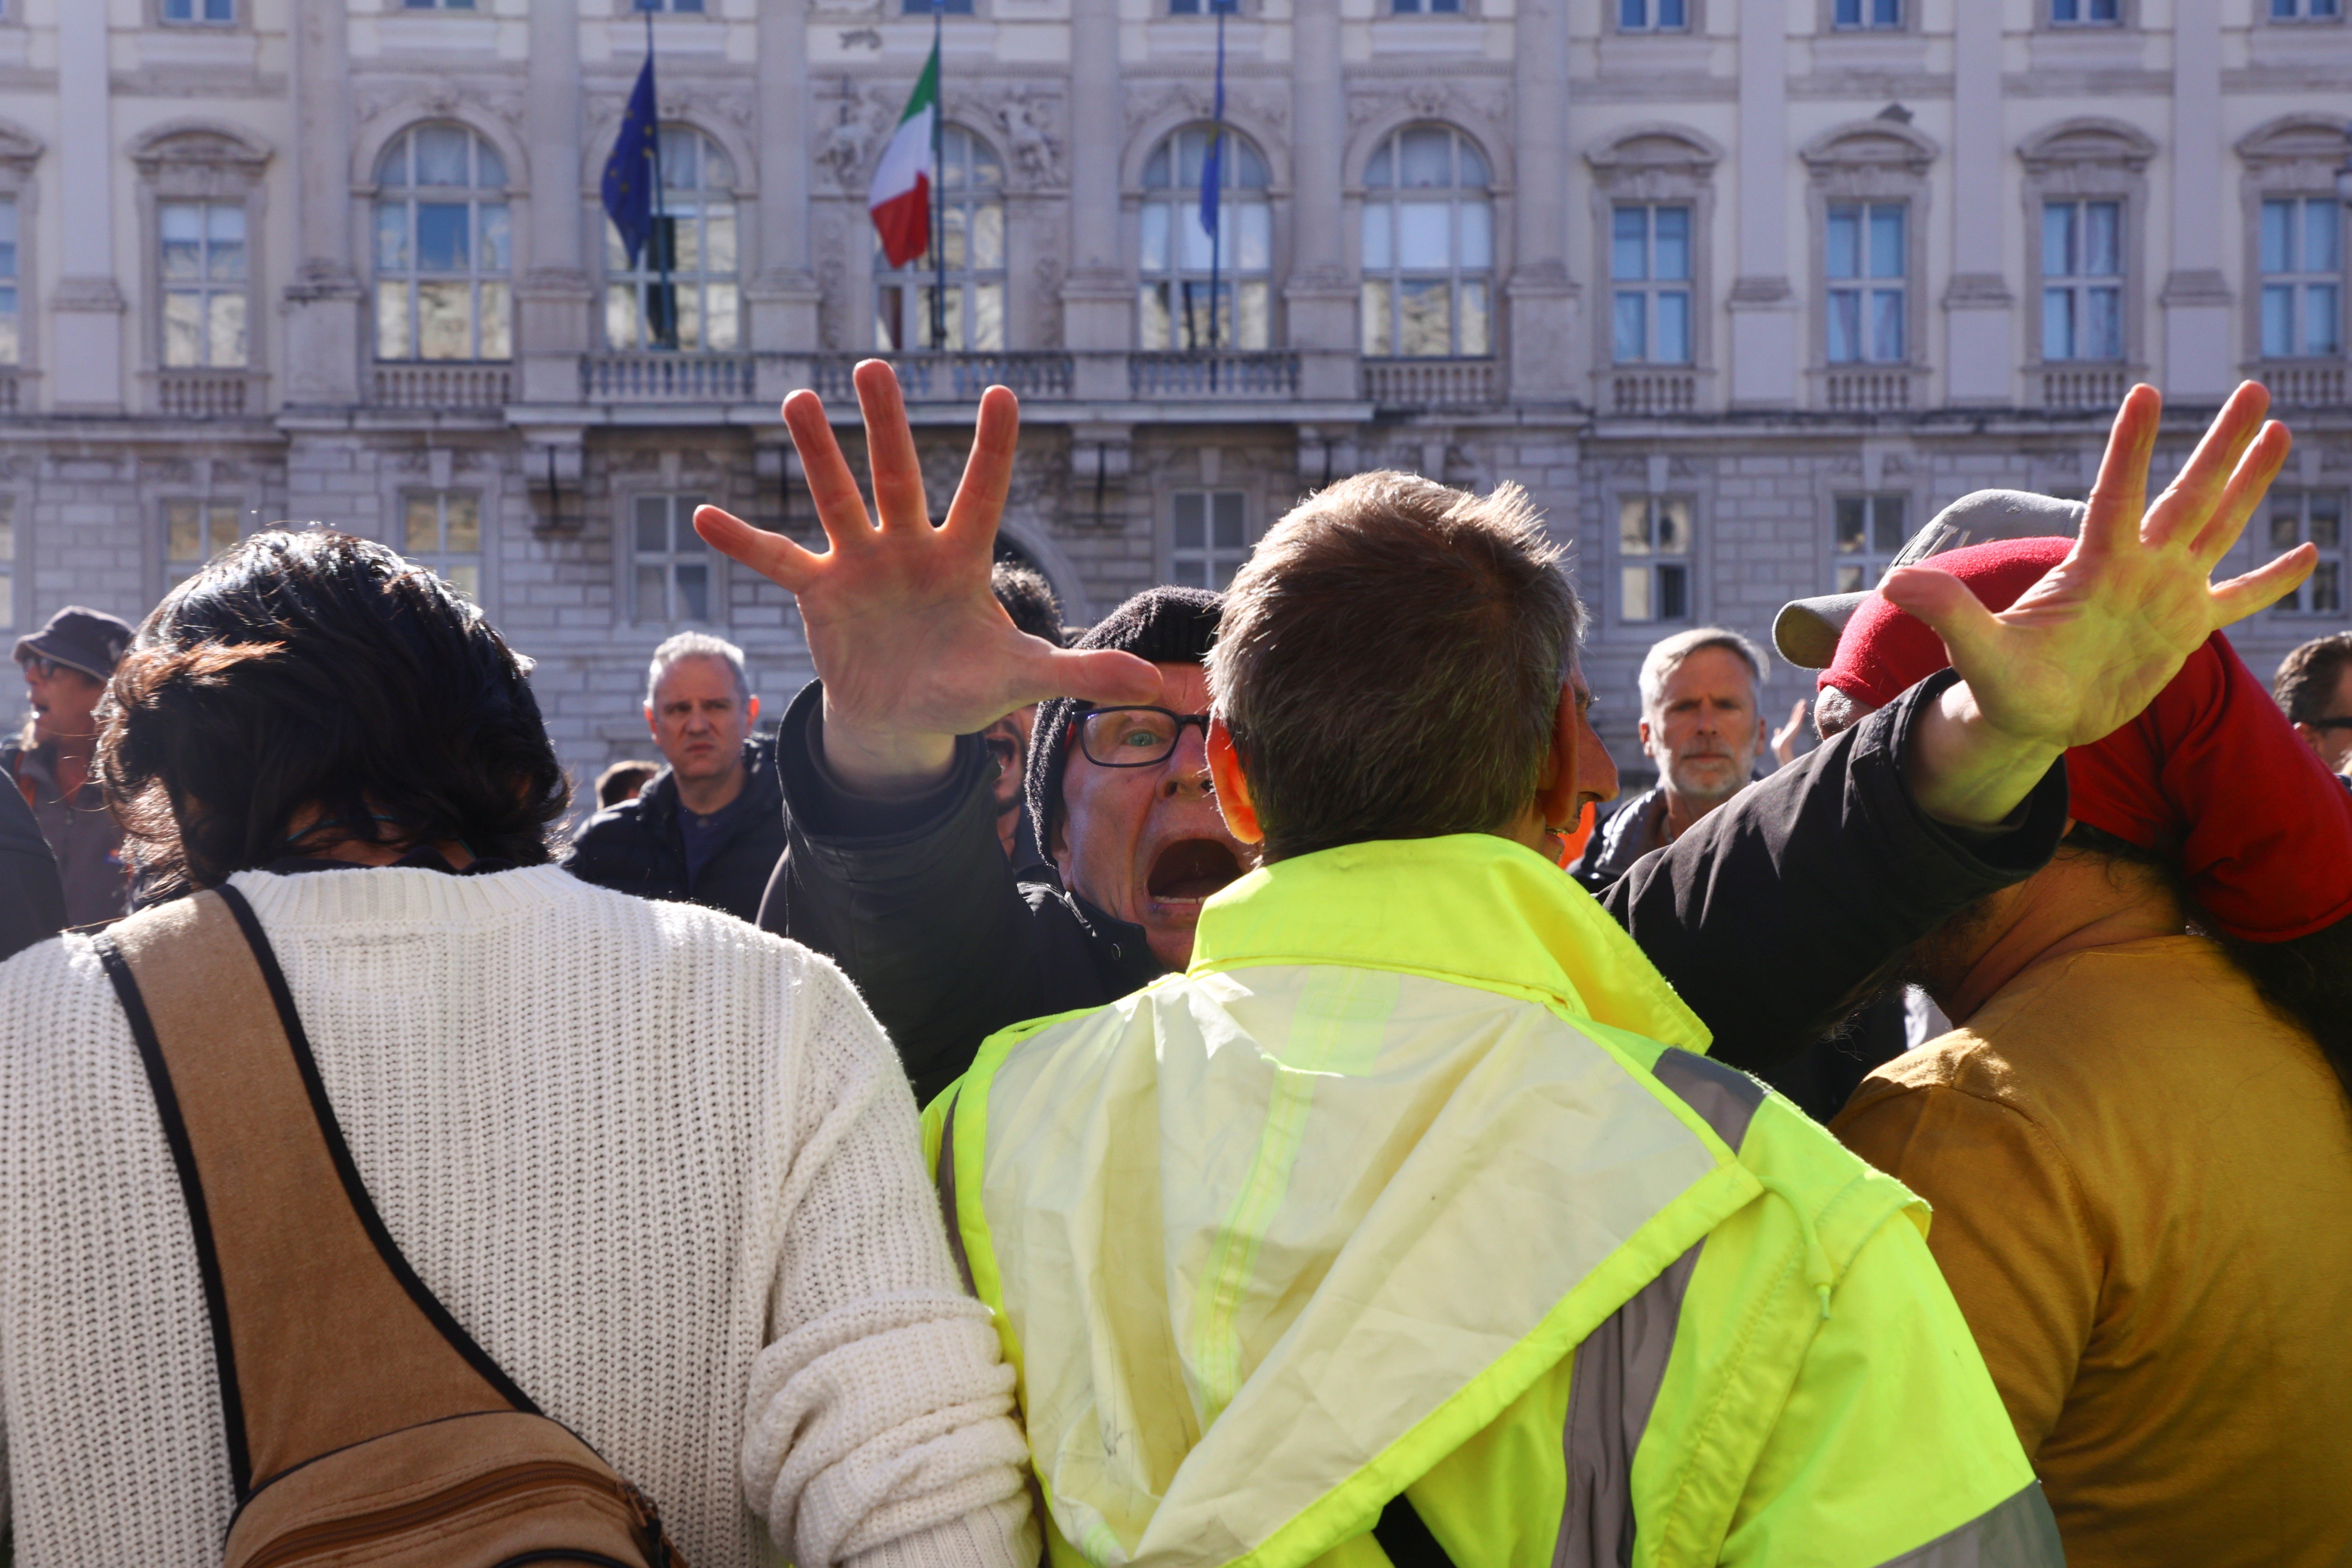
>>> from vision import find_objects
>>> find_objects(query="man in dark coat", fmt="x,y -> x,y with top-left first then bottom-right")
563,632 -> 786,925
704,361 -> 2275,1110
0,767 -> 65,963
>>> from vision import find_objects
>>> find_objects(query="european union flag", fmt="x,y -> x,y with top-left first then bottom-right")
602,53 -> 659,269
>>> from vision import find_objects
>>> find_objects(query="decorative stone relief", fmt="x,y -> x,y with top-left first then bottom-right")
994,90 -> 1066,190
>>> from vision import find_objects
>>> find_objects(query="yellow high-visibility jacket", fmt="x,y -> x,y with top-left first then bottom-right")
924,834 -> 2061,1568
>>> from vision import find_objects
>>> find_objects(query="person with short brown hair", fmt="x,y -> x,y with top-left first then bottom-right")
595,758 -> 661,809
2273,629 -> 2352,774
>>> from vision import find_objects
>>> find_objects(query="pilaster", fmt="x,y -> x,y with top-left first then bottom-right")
1728,0 -> 1796,408
1287,0 -> 1354,398
750,0 -> 821,354
1942,0 -> 2013,405
1508,0 -> 1578,403
2163,0 -> 2232,399
521,0 -> 592,406
283,0 -> 362,407
51,0 -> 120,412
1061,0 -> 1129,361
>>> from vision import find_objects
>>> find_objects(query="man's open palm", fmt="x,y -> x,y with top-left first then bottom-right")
1883,381 -> 2310,753
694,361 -> 1160,789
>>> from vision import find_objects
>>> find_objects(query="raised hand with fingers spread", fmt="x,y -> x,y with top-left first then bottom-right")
1895,381 -> 2309,827
694,360 -> 1162,795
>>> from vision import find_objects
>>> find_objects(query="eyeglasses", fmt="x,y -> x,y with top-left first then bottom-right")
18,655 -> 62,681
2309,717 -> 2352,733
1074,707 -> 1212,768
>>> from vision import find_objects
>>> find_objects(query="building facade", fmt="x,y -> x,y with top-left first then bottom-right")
0,0 -> 2346,795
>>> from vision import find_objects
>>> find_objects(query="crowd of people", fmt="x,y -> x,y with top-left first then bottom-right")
1,363 -> 2348,1568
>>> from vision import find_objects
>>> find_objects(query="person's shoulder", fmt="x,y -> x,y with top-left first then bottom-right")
0,931 -> 120,1051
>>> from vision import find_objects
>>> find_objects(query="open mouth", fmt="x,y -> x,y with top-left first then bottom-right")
1147,838 -> 1244,902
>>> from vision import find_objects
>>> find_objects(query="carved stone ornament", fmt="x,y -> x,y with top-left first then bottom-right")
994,90 -> 1066,189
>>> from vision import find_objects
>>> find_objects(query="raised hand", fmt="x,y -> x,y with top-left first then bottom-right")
1890,381 -> 2310,825
694,361 -> 1162,794
1770,699 -> 1809,768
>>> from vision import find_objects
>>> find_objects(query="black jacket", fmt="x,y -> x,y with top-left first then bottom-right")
763,672 -> 2068,1104
1566,785 -> 1667,893
0,771 -> 66,965
563,737 -> 786,925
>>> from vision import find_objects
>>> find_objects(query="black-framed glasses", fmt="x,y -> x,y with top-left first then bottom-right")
2309,717 -> 2352,733
1075,706 -> 1212,768
18,655 -> 62,681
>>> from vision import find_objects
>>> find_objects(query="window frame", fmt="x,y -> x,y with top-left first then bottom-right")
161,496 -> 248,590
625,491 -> 721,627
1165,490 -> 1253,590
1356,122 -> 1496,361
397,489 -> 487,606
1823,0 -> 1907,31
1135,122 -> 1275,354
2265,490 -> 2346,618
1829,492 -> 1913,594
603,122 -> 743,354
374,122 -> 517,364
158,0 -> 239,24
0,187 -> 25,376
1821,201 -> 1909,365
2237,117 -> 2352,373
1384,0 -> 1467,14
1614,0 -> 1695,30
1609,203 -> 1697,367
898,0 -> 975,14
131,127 -> 271,405
627,0 -> 713,13
2045,0 -> 2125,25
2265,0 -> 2344,21
2018,119 -> 2152,377
1586,129 -> 1721,406
1799,122 -> 1934,396
0,492 -> 19,641
1613,492 -> 1697,630
2037,198 -> 2127,362
2255,197 -> 2342,361
872,123 -> 1006,354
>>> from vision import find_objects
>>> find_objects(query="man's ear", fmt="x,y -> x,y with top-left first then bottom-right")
745,694 -> 761,729
1205,718 -> 1265,845
1532,685 -> 1581,831
643,704 -> 658,741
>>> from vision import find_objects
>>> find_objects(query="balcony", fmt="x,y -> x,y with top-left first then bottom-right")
582,353 -> 756,403
373,362 -> 512,411
1609,368 -> 1702,416
1361,357 -> 1501,410
154,369 -> 262,419
2259,361 -> 2347,410
1814,365 -> 1925,414
1129,351 -> 1299,399
810,352 -> 1074,404
2037,365 -> 2132,413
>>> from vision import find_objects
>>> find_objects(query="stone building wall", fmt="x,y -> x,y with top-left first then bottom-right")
0,0 -> 2346,808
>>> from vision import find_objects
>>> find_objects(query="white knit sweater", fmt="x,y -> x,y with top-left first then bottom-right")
0,864 -> 1036,1568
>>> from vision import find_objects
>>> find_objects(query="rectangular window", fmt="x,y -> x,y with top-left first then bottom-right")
2269,493 -> 2345,616
2042,200 -> 2124,361
0,496 -> 14,636
1825,203 -> 1905,363
1169,492 -> 1249,590
160,201 -> 248,369
1619,496 -> 1693,624
1619,0 -> 1688,27
162,0 -> 236,19
1389,0 -> 1463,11
164,499 -> 242,586
1833,0 -> 1902,26
2050,0 -> 2119,21
402,0 -> 478,7
2271,0 -> 2341,17
2260,197 -> 2342,359
633,0 -> 707,11
1832,494 -> 1909,593
900,0 -> 974,12
401,491 -> 483,604
632,494 -> 711,623
0,196 -> 17,368
1611,205 -> 1693,365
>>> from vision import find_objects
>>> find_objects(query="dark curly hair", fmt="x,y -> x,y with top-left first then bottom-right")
98,529 -> 569,896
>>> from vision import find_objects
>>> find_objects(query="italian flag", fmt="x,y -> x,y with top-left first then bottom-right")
868,43 -> 938,269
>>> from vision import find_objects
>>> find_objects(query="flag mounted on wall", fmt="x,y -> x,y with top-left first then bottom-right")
868,40 -> 940,269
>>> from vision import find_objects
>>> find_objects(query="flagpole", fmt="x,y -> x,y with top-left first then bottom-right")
1207,2 -> 1225,380
646,7 -> 675,350
930,0 -> 948,352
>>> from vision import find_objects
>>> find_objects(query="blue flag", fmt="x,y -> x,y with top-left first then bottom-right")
1198,14 -> 1227,241
602,53 -> 659,269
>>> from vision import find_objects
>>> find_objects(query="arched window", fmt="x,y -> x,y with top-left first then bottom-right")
874,126 -> 1004,352
1360,125 -> 1492,359
374,123 -> 511,362
606,125 -> 740,352
1139,125 -> 1270,351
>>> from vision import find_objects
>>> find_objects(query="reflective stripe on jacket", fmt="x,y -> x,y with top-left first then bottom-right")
924,835 -> 2060,1568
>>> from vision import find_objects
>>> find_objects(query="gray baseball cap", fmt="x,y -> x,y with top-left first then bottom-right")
1772,489 -> 2088,670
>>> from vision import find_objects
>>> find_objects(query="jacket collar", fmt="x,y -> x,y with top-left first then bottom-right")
1189,832 -> 1711,1053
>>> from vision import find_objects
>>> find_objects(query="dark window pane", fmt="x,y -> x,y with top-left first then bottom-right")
1835,497 -> 1867,553
1658,563 -> 1688,621
1872,496 -> 1906,553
